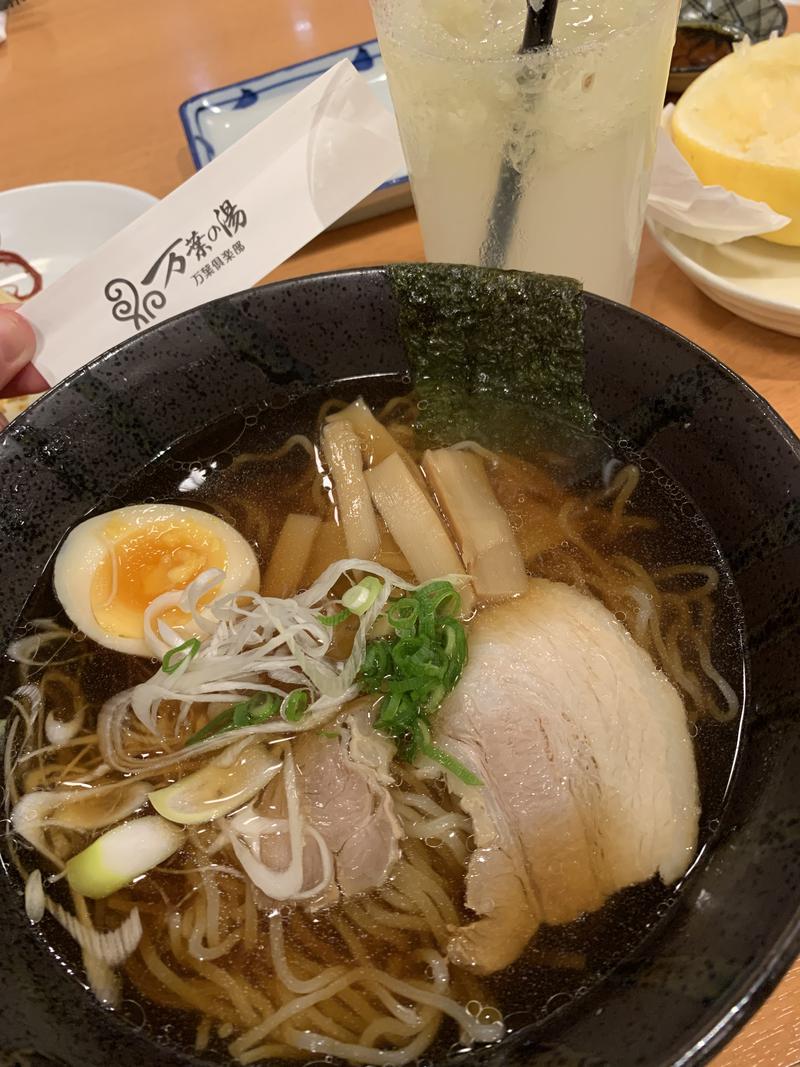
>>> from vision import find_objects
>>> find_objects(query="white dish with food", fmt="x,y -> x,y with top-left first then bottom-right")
0,181 -> 157,299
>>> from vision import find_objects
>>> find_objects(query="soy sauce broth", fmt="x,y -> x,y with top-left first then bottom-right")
2,376 -> 746,1064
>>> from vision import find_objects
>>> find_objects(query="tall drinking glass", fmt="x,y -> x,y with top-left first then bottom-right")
370,0 -> 679,303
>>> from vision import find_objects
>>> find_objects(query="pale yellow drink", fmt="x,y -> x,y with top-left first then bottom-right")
372,0 -> 679,303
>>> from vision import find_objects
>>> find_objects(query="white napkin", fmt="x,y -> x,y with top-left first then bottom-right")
646,105 -> 790,245
0,11 -> 7,44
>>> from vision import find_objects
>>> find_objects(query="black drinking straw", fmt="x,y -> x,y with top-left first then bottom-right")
479,0 -> 559,268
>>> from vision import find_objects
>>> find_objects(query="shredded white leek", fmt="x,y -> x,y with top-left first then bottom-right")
12,780 -> 153,862
44,703 -> 86,746
98,559 -> 452,773
46,899 -> 143,967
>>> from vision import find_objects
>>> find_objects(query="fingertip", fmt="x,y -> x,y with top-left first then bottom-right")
0,311 -> 37,388
1,362 -> 49,399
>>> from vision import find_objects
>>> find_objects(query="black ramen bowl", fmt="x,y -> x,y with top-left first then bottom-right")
2,265 -> 800,1067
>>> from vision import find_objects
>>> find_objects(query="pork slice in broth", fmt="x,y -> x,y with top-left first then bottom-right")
435,579 -> 699,974
288,713 -> 403,902
295,718 -> 403,899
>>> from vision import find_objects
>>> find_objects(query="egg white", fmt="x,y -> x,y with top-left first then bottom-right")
53,504 -> 260,657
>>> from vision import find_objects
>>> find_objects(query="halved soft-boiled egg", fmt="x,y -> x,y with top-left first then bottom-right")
54,504 -> 260,657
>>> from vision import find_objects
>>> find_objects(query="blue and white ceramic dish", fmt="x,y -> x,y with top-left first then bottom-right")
179,40 -> 412,228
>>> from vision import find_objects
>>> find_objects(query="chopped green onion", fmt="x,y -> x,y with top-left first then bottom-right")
282,689 -> 309,722
423,684 -> 446,715
360,641 -> 392,693
248,696 -> 280,723
360,580 -> 472,783
418,581 -> 462,619
385,676 -> 429,695
318,608 -> 351,627
342,576 -> 383,616
232,704 -> 251,728
162,637 -> 201,675
441,618 -> 468,687
185,706 -> 235,747
185,693 -> 280,747
387,598 -> 419,631
418,740 -> 482,787
232,694 -> 280,728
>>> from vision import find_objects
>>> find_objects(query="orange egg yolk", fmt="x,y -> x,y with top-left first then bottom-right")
91,519 -> 227,638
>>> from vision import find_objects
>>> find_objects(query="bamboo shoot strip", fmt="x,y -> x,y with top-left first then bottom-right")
262,514 -> 321,598
365,453 -> 474,614
303,520 -> 348,585
376,522 -> 412,576
422,449 -> 528,601
322,420 -> 381,560
328,398 -> 428,490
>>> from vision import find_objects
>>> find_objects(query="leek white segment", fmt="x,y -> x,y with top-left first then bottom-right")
148,744 -> 283,825
65,815 -> 184,899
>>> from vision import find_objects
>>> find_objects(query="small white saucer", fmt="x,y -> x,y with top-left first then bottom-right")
0,181 -> 157,297
649,219 -> 800,337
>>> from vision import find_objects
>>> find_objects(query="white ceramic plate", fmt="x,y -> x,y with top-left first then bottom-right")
179,40 -> 412,228
649,220 -> 800,337
0,181 -> 157,298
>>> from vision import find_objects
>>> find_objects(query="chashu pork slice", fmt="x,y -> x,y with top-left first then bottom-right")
258,709 -> 403,907
434,579 -> 699,974
294,710 -> 403,899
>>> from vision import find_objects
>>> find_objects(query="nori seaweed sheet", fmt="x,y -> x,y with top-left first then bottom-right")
388,263 -> 593,451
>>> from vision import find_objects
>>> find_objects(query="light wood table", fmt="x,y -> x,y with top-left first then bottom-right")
2,2 -> 799,1063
